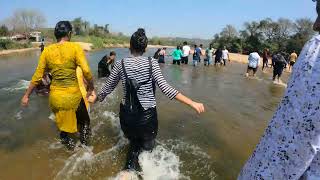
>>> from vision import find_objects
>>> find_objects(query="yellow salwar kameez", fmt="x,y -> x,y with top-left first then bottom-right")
31,42 -> 93,133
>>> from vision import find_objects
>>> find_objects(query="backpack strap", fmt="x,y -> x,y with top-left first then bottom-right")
121,59 -> 128,80
139,57 -> 153,86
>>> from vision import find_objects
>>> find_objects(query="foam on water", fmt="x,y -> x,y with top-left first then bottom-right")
2,80 -> 30,92
48,113 -> 55,122
273,80 -> 288,88
15,110 -> 23,120
139,146 -> 183,180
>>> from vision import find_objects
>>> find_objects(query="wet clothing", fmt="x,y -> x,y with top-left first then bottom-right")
181,56 -> 188,64
98,56 -> 114,78
60,99 -> 91,149
193,47 -> 201,61
239,35 -> 320,180
272,54 -> 287,79
119,59 -> 158,170
248,52 -> 260,68
153,50 -> 161,60
290,52 -> 298,63
34,73 -> 51,96
214,49 -> 223,64
205,48 -> 214,65
31,42 -> 93,133
182,45 -> 191,57
158,49 -> 166,63
98,56 -> 179,110
98,56 -> 178,171
181,45 -> 190,64
247,66 -> 258,74
262,51 -> 269,70
171,49 -> 183,61
173,60 -> 181,65
222,49 -> 229,60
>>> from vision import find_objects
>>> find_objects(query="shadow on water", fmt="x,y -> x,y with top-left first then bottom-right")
0,48 -> 290,180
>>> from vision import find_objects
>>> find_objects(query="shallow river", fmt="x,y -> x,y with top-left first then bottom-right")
0,48 -> 289,180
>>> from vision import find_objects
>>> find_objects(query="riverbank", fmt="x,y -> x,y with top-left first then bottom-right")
0,48 -> 39,56
229,53 -> 264,64
0,42 -> 175,56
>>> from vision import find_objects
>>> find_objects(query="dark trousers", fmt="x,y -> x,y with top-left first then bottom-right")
120,104 -> 158,171
60,99 -> 91,150
262,59 -> 268,70
222,59 -> 227,66
181,56 -> 188,64
173,60 -> 181,65
158,56 -> 165,63
273,66 -> 284,80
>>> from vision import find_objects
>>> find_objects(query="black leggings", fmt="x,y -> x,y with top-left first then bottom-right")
119,104 -> 158,171
273,67 -> 284,80
60,99 -> 91,149
173,60 -> 181,65
262,59 -> 268,70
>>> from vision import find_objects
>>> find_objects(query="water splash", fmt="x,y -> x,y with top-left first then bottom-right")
15,110 -> 23,120
2,80 -> 30,92
139,146 -> 183,180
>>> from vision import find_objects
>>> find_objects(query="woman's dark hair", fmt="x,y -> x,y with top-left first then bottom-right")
54,21 -> 73,40
110,51 -> 116,56
130,28 -> 148,54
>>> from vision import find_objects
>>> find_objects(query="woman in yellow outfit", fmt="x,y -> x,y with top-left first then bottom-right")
21,21 -> 96,150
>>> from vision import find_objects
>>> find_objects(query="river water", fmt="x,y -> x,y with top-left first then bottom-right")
0,48 -> 289,180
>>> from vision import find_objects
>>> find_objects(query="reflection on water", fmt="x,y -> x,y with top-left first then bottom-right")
0,48 -> 289,179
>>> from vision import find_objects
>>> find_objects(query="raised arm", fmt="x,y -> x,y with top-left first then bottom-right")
151,60 -> 205,114
21,49 -> 47,106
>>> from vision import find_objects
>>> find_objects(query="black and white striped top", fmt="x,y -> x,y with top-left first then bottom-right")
98,56 -> 179,109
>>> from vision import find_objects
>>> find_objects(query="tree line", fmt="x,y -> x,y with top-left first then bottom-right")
211,18 -> 315,55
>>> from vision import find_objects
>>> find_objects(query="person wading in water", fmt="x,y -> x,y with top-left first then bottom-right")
238,1 -> 320,179
92,28 -> 205,175
98,51 -> 117,78
21,21 -> 96,150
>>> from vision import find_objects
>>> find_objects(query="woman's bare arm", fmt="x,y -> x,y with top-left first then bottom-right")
175,93 -> 205,114
21,83 -> 36,107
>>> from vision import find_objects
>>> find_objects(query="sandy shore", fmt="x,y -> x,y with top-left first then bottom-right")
0,48 -> 39,56
229,53 -> 265,64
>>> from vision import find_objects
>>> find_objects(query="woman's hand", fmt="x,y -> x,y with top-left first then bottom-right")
87,90 -> 97,104
175,93 -> 205,114
21,95 -> 29,107
190,101 -> 205,114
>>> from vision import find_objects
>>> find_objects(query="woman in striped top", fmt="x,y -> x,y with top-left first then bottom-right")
91,28 -> 204,172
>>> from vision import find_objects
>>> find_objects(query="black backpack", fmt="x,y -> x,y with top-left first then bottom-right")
121,57 -> 155,112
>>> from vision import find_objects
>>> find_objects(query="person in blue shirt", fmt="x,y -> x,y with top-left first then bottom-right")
193,45 -> 201,66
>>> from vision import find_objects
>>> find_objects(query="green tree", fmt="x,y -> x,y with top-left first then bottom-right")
72,17 -> 84,35
0,25 -> 9,36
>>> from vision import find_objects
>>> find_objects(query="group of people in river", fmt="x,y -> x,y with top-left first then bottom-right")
246,48 -> 298,83
21,21 -> 204,177
153,43 -> 231,67
153,41 -> 297,85
20,0 -> 320,179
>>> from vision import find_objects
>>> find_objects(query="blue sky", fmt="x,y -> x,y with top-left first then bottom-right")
0,0 -> 317,39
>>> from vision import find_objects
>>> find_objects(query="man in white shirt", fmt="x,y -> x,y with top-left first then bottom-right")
222,46 -> 229,66
181,41 -> 190,64
245,51 -> 260,77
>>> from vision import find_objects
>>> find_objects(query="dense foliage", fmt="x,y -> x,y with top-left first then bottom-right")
211,18 -> 315,54
0,39 -> 31,50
